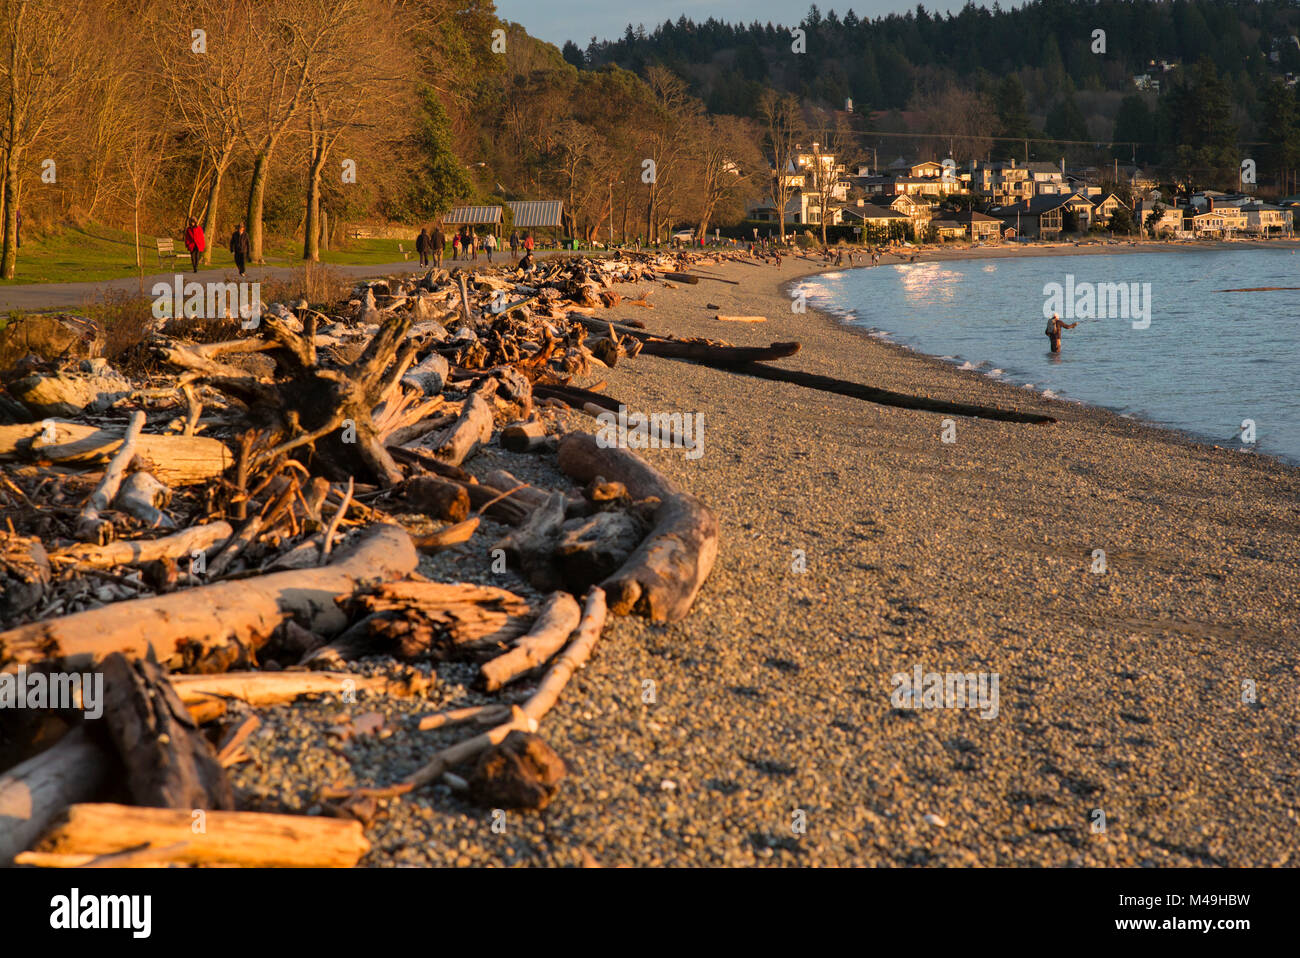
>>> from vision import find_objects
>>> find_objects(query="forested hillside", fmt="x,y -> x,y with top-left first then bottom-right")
571,1 -> 1300,187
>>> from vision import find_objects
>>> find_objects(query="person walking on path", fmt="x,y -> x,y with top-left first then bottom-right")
509,230 -> 519,255
229,223 -> 251,277
524,232 -> 534,253
183,218 -> 206,273
468,232 -> 478,261
451,232 -> 461,261
416,227 -> 430,267
1044,312 -> 1077,353
484,232 -> 496,262
431,226 -> 445,268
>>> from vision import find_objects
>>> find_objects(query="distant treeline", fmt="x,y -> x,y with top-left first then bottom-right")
563,0 -> 1300,192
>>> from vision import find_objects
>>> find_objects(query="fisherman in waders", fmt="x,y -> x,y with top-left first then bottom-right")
1045,312 -> 1077,353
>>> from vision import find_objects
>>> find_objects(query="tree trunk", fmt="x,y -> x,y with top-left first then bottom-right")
303,141 -> 326,262
201,147 -> 232,265
1,150 -> 18,280
1,30 -> 19,281
246,146 -> 274,264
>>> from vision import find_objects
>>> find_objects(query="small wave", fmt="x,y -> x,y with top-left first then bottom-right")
957,361 -> 979,371
984,368 -> 1004,378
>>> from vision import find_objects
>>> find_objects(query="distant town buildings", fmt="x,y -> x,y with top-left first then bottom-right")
747,145 -> 1294,243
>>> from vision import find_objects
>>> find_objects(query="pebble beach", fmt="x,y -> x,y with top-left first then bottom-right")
232,248 -> 1300,867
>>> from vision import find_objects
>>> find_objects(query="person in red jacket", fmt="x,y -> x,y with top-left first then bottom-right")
183,218 -> 206,273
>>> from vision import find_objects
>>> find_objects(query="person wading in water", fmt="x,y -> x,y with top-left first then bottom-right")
1045,312 -> 1077,353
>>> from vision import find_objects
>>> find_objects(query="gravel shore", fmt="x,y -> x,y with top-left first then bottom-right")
233,250 -> 1300,867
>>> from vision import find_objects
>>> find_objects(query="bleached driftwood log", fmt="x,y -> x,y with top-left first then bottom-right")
0,728 -> 112,866
0,420 -> 233,484
75,410 -> 145,541
113,471 -> 175,529
0,523 -> 418,672
19,803 -> 370,868
557,432 -> 717,622
480,591 -> 582,692
410,380 -> 496,466
169,669 -> 429,707
49,522 -> 232,569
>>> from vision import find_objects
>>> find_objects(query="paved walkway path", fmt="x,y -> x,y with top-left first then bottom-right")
0,250 -> 587,311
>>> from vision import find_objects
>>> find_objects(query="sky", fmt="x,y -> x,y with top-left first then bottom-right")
493,0 -> 1001,49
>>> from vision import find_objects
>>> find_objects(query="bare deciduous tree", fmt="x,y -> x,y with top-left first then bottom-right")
758,89 -> 803,244
0,0 -> 95,277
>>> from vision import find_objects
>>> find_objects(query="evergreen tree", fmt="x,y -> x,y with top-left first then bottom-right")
562,40 -> 585,69
402,88 -> 474,219
1260,79 -> 1300,191
1112,94 -> 1152,163
1045,88 -> 1088,144
995,75 -> 1033,140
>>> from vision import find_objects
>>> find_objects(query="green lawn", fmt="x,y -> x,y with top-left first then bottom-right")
0,224 -> 420,285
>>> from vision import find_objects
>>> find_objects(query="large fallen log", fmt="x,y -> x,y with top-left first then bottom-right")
0,420 -> 233,484
716,362 -> 1058,424
567,314 -> 799,365
20,802 -> 370,868
0,727 -> 113,866
557,432 -> 717,622
641,338 -> 798,364
0,523 -> 418,673
534,382 -> 621,413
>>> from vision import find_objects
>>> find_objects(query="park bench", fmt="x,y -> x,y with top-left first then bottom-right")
156,237 -> 183,267
349,227 -> 372,240
397,242 -> 411,261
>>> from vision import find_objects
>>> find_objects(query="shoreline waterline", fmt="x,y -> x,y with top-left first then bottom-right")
779,243 -> 1300,469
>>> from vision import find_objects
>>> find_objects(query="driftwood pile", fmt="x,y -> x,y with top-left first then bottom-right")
0,247 -> 763,868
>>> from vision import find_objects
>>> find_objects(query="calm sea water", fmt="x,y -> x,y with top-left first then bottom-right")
799,249 -> 1300,464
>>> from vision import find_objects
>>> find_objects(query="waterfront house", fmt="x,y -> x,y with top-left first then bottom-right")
1093,193 -> 1131,226
1241,201 -> 1292,235
949,208 -> 1002,241
889,193 -> 933,232
931,219 -> 966,241
990,193 -> 1092,239
974,159 -> 1033,206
